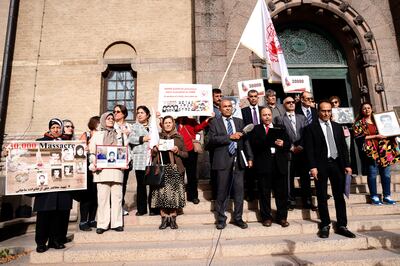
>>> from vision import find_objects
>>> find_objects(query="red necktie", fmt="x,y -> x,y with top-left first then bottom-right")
265,125 -> 269,135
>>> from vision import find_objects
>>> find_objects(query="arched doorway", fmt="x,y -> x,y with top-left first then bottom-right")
266,0 -> 387,112
279,23 -> 351,106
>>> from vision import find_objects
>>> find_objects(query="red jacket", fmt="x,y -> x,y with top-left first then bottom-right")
177,118 -> 209,151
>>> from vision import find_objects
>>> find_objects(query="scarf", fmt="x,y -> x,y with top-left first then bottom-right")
100,112 -> 117,145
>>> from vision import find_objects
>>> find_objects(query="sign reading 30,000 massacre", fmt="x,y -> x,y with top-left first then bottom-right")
5,141 -> 87,195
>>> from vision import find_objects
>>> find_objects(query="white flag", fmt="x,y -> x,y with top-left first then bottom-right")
240,0 -> 291,89
148,107 -> 159,149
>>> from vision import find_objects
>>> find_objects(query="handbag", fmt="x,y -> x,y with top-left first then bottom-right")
183,126 -> 203,153
143,152 -> 165,186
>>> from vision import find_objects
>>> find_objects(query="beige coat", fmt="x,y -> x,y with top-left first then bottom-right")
89,131 -> 124,183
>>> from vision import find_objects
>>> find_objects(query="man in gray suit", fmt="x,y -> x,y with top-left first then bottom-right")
274,96 -> 316,211
208,99 -> 254,230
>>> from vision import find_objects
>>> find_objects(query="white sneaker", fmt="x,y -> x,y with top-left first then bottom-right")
123,209 -> 129,216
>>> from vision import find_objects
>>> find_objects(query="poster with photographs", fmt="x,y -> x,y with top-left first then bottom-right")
223,96 -> 243,119
96,145 -> 128,169
332,107 -> 355,124
158,84 -> 213,117
158,139 -> 174,151
373,111 -> 400,137
5,141 -> 87,195
237,79 -> 265,99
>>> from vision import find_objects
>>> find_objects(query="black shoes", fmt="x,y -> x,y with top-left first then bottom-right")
336,226 -> 356,238
88,220 -> 97,228
36,245 -> 48,253
79,222 -> 92,231
317,225 -> 330,238
232,220 -> 248,229
96,228 -> 107,234
192,199 -> 200,204
170,216 -> 178,229
216,222 -> 226,230
159,216 -> 170,230
135,212 -> 147,216
48,242 -> 65,249
112,226 -> 124,232
279,219 -> 290,228
262,219 -> 272,227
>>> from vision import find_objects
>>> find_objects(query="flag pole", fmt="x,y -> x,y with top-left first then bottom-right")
218,39 -> 241,90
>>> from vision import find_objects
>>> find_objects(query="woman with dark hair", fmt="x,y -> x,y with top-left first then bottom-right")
176,116 -> 212,204
34,118 -> 73,253
128,106 -> 157,216
113,104 -> 133,216
151,116 -> 188,229
353,102 -> 400,205
78,116 -> 100,231
89,112 -> 124,233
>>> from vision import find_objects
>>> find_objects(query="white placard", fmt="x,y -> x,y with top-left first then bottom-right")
284,76 -> 311,93
158,139 -> 175,151
158,84 -> 213,117
237,79 -> 265,99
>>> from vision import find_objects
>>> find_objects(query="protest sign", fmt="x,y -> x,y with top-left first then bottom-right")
237,79 -> 265,99
284,76 -> 311,93
223,96 -> 243,119
332,107 -> 355,124
158,84 -> 213,117
6,141 -> 87,195
96,145 -> 128,169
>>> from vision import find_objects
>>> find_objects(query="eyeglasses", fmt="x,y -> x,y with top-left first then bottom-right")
64,125 -> 74,129
304,97 -> 313,101
285,101 -> 295,104
331,101 -> 338,104
113,110 -> 122,114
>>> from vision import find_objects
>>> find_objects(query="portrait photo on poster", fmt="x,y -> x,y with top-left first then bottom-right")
96,145 -> 128,169
51,168 -> 62,181
332,107 -> 354,124
373,111 -> 400,137
36,173 -> 48,186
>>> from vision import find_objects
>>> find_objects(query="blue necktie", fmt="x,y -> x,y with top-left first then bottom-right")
306,109 -> 312,125
226,118 -> 236,155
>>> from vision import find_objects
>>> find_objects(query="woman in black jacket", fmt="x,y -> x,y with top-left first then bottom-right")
34,118 -> 73,253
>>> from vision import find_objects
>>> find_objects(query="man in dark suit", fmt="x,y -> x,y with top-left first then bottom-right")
304,101 -> 355,239
295,91 -> 318,125
274,96 -> 317,211
241,89 -> 262,201
208,99 -> 254,230
250,107 -> 290,227
241,89 -> 262,126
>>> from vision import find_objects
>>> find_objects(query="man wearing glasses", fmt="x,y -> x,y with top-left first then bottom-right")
295,91 -> 318,125
274,97 -> 317,211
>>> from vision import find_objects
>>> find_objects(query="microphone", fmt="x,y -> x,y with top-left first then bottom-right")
242,123 -> 255,135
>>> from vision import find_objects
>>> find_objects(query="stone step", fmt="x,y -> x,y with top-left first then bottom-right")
29,229 -> 400,264
192,192 -> 400,209
73,214 -> 400,244
31,248 -> 400,265
125,203 -> 400,226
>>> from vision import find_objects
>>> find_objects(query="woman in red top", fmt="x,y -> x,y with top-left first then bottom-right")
176,116 -> 212,204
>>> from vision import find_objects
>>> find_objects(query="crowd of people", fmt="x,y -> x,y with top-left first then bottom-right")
30,88 -> 400,253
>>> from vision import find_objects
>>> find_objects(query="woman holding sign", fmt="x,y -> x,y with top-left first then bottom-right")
89,112 -> 124,234
353,103 -> 400,205
151,116 -> 188,229
34,118 -> 73,253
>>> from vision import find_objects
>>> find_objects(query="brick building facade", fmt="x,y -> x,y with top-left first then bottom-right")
0,0 -> 399,219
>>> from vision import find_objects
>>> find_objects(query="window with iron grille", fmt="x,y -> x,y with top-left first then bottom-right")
102,65 -> 137,122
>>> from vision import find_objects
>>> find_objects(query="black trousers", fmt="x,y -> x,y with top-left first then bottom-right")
122,162 -> 133,206
135,170 -> 155,214
35,210 -> 70,246
289,153 -> 312,202
183,150 -> 199,201
244,167 -> 257,200
315,160 -> 347,228
79,171 -> 98,223
209,151 -> 218,200
215,157 -> 244,223
258,158 -> 288,221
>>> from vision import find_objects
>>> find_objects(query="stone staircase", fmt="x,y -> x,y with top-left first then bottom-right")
29,175 -> 400,265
